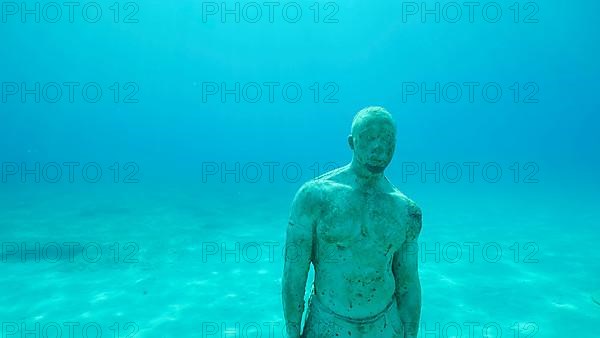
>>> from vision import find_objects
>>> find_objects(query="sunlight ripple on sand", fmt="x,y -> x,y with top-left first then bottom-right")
91,292 -> 108,303
186,279 -> 210,286
439,274 -> 459,285
550,302 -> 578,310
592,291 -> 600,306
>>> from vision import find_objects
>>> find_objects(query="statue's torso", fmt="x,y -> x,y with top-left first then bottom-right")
312,176 -> 411,318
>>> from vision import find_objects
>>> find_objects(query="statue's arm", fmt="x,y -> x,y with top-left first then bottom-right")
392,202 -> 422,338
282,183 -> 317,338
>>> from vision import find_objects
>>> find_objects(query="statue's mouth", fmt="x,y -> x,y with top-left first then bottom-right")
366,164 -> 385,173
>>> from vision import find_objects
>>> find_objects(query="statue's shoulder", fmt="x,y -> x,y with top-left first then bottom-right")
389,190 -> 422,240
296,179 -> 337,202
313,164 -> 348,182
390,189 -> 422,223
308,165 -> 349,191
389,188 -> 410,204
294,175 -> 337,202
292,175 -> 342,218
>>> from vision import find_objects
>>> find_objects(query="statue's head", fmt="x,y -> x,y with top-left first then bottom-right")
348,106 -> 397,174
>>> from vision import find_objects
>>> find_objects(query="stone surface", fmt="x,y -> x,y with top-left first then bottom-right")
282,107 -> 422,338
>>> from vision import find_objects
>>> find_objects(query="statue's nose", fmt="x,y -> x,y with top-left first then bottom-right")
372,142 -> 385,153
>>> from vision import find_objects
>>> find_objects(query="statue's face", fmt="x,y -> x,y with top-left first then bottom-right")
353,120 -> 396,174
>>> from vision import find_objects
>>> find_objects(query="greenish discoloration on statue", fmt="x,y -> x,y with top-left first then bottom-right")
282,107 -> 422,338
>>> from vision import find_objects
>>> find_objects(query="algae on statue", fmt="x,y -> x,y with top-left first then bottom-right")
282,107 -> 422,338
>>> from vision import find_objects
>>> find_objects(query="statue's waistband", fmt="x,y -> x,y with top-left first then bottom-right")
309,290 -> 395,325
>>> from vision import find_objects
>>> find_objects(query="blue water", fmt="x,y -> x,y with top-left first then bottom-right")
1,1 -> 599,337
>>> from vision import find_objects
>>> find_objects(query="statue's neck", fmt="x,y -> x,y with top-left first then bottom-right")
349,159 -> 384,190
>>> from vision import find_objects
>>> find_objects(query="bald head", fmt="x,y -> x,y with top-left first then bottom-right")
351,106 -> 396,136
348,107 -> 397,174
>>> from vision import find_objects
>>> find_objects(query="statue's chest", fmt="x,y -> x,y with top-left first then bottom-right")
318,194 -> 406,252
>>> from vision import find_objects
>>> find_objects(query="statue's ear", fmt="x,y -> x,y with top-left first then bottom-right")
348,135 -> 354,150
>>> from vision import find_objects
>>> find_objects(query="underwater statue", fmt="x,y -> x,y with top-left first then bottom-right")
282,107 -> 422,338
